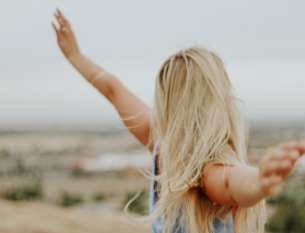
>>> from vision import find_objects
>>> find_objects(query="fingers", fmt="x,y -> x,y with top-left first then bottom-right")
51,22 -> 62,40
260,148 -> 294,177
52,20 -> 66,40
53,8 -> 70,34
259,138 -> 305,196
299,138 -> 305,153
52,8 -> 73,41
55,14 -> 65,27
56,8 -> 65,19
55,9 -> 70,28
51,22 -> 58,34
278,140 -> 305,155
260,175 -> 282,196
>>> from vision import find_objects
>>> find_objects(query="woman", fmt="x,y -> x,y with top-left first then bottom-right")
52,9 -> 305,233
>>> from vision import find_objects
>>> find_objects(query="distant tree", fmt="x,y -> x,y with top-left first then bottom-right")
58,191 -> 83,207
266,172 -> 305,233
1,181 -> 43,201
267,203 -> 305,233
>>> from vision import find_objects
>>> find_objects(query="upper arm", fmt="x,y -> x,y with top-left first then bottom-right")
95,74 -> 154,152
202,164 -> 238,206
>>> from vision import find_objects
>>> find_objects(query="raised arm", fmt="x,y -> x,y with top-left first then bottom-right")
52,9 -> 153,150
202,139 -> 305,207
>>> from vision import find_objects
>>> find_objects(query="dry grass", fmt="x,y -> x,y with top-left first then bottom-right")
0,200 -> 151,233
0,175 -> 150,204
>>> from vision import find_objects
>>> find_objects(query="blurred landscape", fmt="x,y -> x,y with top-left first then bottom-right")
0,120 -> 305,233
1,1 -> 304,232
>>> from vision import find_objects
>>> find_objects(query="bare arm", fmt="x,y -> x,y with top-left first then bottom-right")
52,9 -> 153,150
202,140 -> 305,207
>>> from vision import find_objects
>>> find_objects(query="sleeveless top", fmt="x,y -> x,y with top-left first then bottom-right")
149,142 -> 234,233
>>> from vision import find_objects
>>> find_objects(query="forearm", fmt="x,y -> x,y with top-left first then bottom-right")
68,53 -> 105,83
227,165 -> 265,207
53,9 -> 153,148
204,141 -> 305,207
68,53 -> 120,102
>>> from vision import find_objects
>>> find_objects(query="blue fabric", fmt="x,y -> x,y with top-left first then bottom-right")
149,142 -> 234,233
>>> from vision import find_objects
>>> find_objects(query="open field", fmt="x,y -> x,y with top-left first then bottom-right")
0,200 -> 151,233
0,121 -> 305,232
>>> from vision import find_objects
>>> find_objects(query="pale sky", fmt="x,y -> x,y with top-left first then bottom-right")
1,0 -> 305,124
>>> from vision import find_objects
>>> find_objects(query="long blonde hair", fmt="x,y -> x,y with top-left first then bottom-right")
149,47 -> 266,233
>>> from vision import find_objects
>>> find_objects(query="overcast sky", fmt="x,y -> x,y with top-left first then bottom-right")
1,0 -> 305,124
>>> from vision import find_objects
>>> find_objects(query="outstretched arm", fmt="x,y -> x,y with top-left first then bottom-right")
202,139 -> 305,207
52,9 -> 153,150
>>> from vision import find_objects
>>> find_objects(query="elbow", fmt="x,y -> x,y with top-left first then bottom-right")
103,76 -> 121,104
237,202 -> 257,208
106,89 -> 116,103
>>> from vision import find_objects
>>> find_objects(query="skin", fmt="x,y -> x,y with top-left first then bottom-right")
52,9 -> 153,151
203,140 -> 305,207
52,9 -> 305,208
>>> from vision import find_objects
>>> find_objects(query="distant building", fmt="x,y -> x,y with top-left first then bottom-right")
70,152 -> 151,173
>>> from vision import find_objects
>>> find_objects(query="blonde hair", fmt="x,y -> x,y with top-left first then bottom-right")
149,47 -> 266,233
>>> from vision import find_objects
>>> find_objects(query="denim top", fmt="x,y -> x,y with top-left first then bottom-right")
149,142 -> 234,233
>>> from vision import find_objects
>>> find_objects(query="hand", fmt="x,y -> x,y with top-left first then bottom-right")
259,139 -> 305,196
52,9 -> 81,59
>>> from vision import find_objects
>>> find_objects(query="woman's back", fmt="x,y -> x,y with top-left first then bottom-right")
148,47 -> 265,233
149,143 -> 234,233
